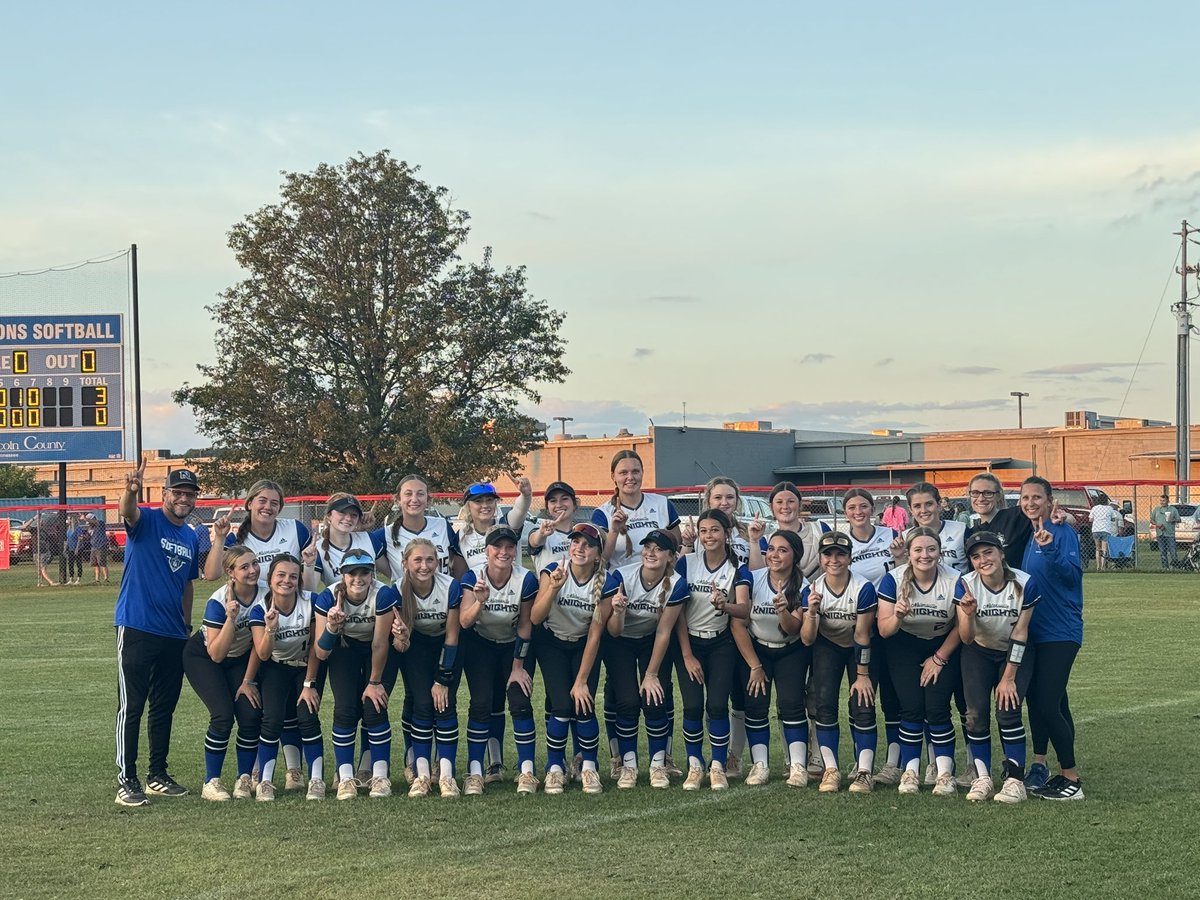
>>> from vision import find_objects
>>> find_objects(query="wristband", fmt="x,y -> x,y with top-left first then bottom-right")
854,642 -> 871,667
438,643 -> 458,672
513,636 -> 530,661
317,629 -> 338,651
1007,639 -> 1027,666
434,667 -> 454,687
303,680 -> 317,689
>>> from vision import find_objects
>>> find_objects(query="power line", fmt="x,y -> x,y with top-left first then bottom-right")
0,248 -> 130,278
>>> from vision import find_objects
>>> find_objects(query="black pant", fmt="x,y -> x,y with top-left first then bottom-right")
115,626 -> 186,780
67,547 -> 85,580
182,634 -> 262,742
534,625 -> 600,719
1028,641 -> 1079,770
676,631 -> 735,721
397,630 -> 462,723
738,638 -> 810,723
259,660 -> 323,743
809,635 -> 877,731
327,636 -> 390,730
603,632 -> 671,720
873,631 -> 900,732
885,630 -> 960,727
960,642 -> 1035,743
461,628 -> 534,721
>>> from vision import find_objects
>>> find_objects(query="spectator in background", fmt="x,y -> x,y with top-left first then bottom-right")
1150,493 -> 1179,571
34,512 -> 66,587
90,515 -> 110,584
1087,501 -> 1120,571
939,498 -> 956,522
881,497 -> 909,532
66,514 -> 86,586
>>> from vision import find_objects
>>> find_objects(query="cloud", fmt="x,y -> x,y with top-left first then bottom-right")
633,348 -> 654,359
143,388 -> 205,452
875,357 -> 894,368
800,353 -> 834,365
526,398 -> 651,438
1024,362 -> 1158,377
526,210 -> 554,221
643,294 -> 700,304
949,365 -> 999,376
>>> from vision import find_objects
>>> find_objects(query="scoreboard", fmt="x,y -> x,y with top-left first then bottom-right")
0,314 -> 125,463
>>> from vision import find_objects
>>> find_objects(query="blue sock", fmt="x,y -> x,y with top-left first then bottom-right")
467,719 -> 489,772
604,707 -> 617,754
683,717 -> 705,766
546,716 -> 570,771
616,715 -> 639,761
968,729 -> 992,773
929,722 -> 954,762
885,720 -> 900,749
851,722 -> 878,759
709,717 -> 730,766
815,721 -> 839,760
234,733 -> 259,778
647,716 -> 669,761
411,717 -> 434,770
204,728 -> 229,781
302,735 -> 323,778
281,718 -> 301,763
1000,721 -> 1026,769
781,717 -> 808,749
745,713 -> 771,759
401,707 -> 414,760
512,716 -> 536,771
332,726 -> 356,773
899,720 -> 924,769
435,717 -> 459,775
576,715 -> 600,765
367,721 -> 392,773
254,739 -> 279,784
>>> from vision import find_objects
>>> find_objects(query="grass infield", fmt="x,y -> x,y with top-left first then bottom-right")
0,567 -> 1196,899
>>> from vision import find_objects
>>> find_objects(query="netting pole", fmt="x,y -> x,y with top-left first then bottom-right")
130,243 -> 142,458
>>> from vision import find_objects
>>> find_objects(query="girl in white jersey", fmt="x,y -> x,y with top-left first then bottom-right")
532,522 -> 612,794
389,538 -> 464,799
801,531 -> 880,793
206,479 -> 313,585
458,525 -> 540,795
454,479 -> 533,572
527,481 -> 578,573
312,493 -> 384,589
770,482 -> 831,580
184,545 -> 266,802
730,530 -> 810,786
602,529 -> 688,789
876,527 -> 962,796
956,530 -> 1041,804
592,450 -> 682,775
674,509 -> 751,791
313,549 -> 396,800
843,487 -> 906,786
249,554 -> 326,801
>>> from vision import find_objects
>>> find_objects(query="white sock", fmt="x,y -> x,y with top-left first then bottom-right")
549,763 -> 564,774
439,757 -> 453,780
310,758 -> 323,780
688,754 -> 704,769
261,759 -> 276,783
581,760 -> 597,773
788,741 -> 805,765
338,763 -> 354,781
974,757 -> 989,778
820,746 -> 838,768
887,742 -> 901,767
857,749 -> 875,772
730,709 -> 747,757
403,747 -> 413,766
469,760 -> 483,776
283,743 -> 301,769
372,759 -> 388,778
751,744 -> 768,766
652,750 -> 665,766
623,751 -> 637,768
935,755 -> 953,777
904,758 -> 920,774
520,760 -> 534,775
416,758 -> 431,778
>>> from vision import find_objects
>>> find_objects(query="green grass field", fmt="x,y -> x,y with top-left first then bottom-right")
0,567 -> 1196,899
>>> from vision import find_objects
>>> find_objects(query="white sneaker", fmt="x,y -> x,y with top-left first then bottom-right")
617,766 -> 638,789
924,762 -> 937,786
544,769 -> 566,795
408,775 -> 431,798
898,769 -> 921,794
957,769 -> 976,789
874,763 -> 902,785
368,775 -> 392,798
581,769 -> 603,794
966,775 -> 995,802
744,762 -> 769,786
819,767 -> 841,793
708,762 -> 728,791
516,772 -> 540,795
306,777 -> 325,801
932,772 -> 957,797
848,769 -> 874,793
255,780 -> 276,802
336,778 -> 357,801
682,765 -> 705,791
201,777 -> 230,802
994,777 -> 1027,804
464,773 -> 485,796
786,763 -> 809,788
725,754 -> 743,779
649,765 -> 670,789
285,767 -> 304,791
438,776 -> 460,798
609,755 -> 622,780
232,773 -> 255,800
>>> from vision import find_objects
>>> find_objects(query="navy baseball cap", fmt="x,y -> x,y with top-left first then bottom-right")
165,469 -> 200,492
339,550 -> 376,574
544,481 -> 577,501
818,531 -> 852,555
640,529 -> 677,552
569,522 -> 604,547
326,495 -> 363,515
485,525 -> 520,547
964,530 -> 1005,554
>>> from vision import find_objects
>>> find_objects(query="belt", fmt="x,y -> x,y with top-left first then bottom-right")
279,658 -> 308,668
688,629 -> 726,640
755,638 -> 793,650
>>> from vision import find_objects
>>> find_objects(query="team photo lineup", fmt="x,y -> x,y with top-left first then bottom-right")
114,449 -> 1084,808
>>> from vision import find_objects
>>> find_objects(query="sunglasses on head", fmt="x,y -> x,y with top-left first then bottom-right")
570,523 -> 602,542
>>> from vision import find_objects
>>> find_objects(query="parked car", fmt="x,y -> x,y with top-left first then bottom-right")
4,518 -> 23,556
1147,503 -> 1198,549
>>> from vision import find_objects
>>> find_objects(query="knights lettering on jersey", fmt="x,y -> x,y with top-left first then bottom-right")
956,569 -> 1040,652
201,584 -> 269,658
746,568 -> 805,646
531,526 -> 572,575
802,573 -> 878,648
249,592 -> 315,665
602,561 -> 688,641
677,554 -> 750,635
542,561 -> 605,642
409,572 -> 463,638
845,525 -> 896,586
878,565 -> 959,640
463,565 -> 537,643
314,581 -> 392,642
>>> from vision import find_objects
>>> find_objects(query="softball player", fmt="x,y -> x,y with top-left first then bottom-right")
602,530 -> 687,788
206,480 -> 313,585
955,530 -> 1041,803
674,509 -> 751,790
527,481 -> 578,573
458,525 -> 539,795
454,478 -> 532,572
729,531 -> 810,786
800,531 -> 879,792
248,553 -> 326,801
531,522 -> 612,794
313,549 -> 396,800
312,493 -> 385,590
184,544 -> 266,802
769,482 -> 831,580
876,527 -> 962,796
390,538 -> 464,799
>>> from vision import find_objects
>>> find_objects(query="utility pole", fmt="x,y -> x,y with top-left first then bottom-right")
1010,391 -> 1029,429
1174,221 -> 1199,503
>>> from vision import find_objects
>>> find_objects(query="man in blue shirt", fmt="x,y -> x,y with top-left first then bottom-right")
114,458 -> 201,806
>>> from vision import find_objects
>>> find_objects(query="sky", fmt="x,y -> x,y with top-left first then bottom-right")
3,1 -> 1200,452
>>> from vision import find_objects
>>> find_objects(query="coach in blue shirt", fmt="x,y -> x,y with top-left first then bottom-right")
113,459 -> 201,807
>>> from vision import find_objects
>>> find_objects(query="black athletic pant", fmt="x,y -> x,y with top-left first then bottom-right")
809,634 -> 877,731
327,636 -> 389,730
960,642 -> 1035,750
115,626 -> 186,781
885,630 -> 960,728
676,631 -> 736,721
604,632 -> 671,721
534,625 -> 600,719
67,548 -> 85,580
398,630 -> 462,724
1028,640 -> 1080,770
182,634 -> 262,743
461,628 -> 534,722
737,638 -> 810,725
259,660 -> 323,743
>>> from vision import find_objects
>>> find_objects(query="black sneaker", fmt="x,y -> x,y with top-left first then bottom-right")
145,773 -> 189,797
115,776 -> 150,807
1036,774 -> 1084,801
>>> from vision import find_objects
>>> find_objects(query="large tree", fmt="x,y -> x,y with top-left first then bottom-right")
175,151 -> 568,494
0,464 -> 50,498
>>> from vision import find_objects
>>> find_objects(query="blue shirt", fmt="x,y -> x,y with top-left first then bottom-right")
114,507 -> 199,639
1021,521 -> 1083,646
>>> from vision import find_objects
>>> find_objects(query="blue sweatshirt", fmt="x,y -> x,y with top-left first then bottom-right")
1021,520 -> 1083,646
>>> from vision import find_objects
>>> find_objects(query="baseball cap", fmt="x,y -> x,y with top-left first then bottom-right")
544,481 -> 577,501
569,522 -> 604,547
165,469 -> 200,492
326,495 -> 363,516
484,525 -> 520,547
817,531 -> 852,555
339,550 -> 376,573
964,531 -> 1005,554
464,482 -> 499,501
640,529 -> 677,552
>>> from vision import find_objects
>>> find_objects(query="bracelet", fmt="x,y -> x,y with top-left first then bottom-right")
367,680 -> 382,686
931,654 -> 947,667
242,680 -> 258,687
856,670 -> 869,678
750,664 -> 763,672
